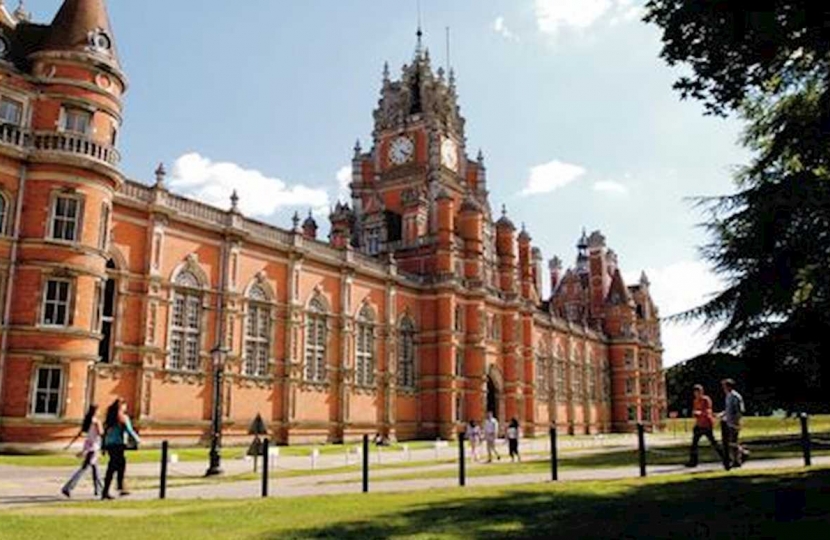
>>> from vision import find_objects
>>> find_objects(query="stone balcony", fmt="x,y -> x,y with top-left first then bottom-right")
0,124 -> 120,167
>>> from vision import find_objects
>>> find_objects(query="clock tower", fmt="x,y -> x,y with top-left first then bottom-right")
343,32 -> 489,278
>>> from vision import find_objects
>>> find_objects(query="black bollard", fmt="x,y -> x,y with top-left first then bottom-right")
720,421 -> 731,471
800,413 -> 812,467
550,427 -> 558,482
262,438 -> 269,498
159,440 -> 168,500
459,431 -> 466,487
362,434 -> 369,493
637,423 -> 647,478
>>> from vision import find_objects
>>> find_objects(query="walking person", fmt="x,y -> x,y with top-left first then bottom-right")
721,379 -> 749,468
684,385 -> 724,468
101,398 -> 141,500
483,411 -> 501,463
466,420 -> 482,463
61,404 -> 103,498
507,418 -> 521,462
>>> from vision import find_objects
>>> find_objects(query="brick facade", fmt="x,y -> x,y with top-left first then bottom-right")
0,1 -> 666,446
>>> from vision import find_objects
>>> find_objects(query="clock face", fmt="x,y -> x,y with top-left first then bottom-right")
441,138 -> 458,171
388,136 -> 415,166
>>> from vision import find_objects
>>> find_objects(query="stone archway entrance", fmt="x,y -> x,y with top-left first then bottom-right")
487,377 -> 498,416
485,365 -> 505,422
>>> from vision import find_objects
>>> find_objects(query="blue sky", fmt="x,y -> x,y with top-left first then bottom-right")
29,0 -> 749,366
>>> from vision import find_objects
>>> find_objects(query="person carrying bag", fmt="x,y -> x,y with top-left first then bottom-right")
100,398 -> 141,500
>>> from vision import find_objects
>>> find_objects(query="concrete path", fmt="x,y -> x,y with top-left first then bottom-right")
1,452 -> 825,508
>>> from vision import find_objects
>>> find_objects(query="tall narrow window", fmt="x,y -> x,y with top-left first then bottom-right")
355,305 -> 375,387
63,108 -> 92,135
455,348 -> 464,378
50,194 -> 82,242
454,305 -> 463,332
587,365 -> 596,400
0,97 -> 22,126
536,356 -> 548,397
42,278 -> 72,327
98,259 -> 117,363
366,227 -> 382,255
99,203 -> 111,250
398,317 -> 416,389
169,271 -> 202,372
304,297 -> 327,382
32,366 -> 62,416
556,360 -> 566,399
0,193 -> 8,236
244,285 -> 271,377
455,393 -> 463,422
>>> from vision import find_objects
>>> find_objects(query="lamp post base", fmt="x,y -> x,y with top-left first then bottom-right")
205,452 -> 223,477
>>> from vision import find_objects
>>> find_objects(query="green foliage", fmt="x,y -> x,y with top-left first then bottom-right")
645,1 -> 830,409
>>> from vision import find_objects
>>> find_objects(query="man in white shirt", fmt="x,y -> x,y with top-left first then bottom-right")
483,411 -> 501,463
721,378 -> 749,468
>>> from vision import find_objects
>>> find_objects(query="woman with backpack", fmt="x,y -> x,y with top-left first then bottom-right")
101,398 -> 141,500
61,404 -> 103,498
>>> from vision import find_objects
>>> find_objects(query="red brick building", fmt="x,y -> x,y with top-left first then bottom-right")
0,1 -> 666,446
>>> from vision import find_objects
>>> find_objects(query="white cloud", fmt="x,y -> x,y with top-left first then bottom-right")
493,16 -> 519,41
520,160 -> 586,196
535,0 -> 643,36
336,165 -> 352,202
169,152 -> 330,218
593,180 -> 629,195
625,261 -> 725,367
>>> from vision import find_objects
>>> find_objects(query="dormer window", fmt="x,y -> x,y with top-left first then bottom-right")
366,227 -> 382,255
89,29 -> 113,53
0,97 -> 22,126
62,108 -> 91,135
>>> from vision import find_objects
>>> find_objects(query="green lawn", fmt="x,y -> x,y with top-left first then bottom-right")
0,467 -> 827,539
0,441 -> 437,468
664,414 -> 830,439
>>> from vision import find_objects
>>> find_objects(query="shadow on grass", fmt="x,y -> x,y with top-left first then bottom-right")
278,469 -> 830,540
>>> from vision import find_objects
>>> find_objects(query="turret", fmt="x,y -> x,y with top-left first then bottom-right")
458,192 -> 484,280
302,210 -> 318,241
549,256 -> 563,294
496,205 -> 517,293
329,202 -> 355,249
517,224 -> 533,300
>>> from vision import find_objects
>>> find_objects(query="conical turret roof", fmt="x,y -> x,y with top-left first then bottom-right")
43,0 -> 118,66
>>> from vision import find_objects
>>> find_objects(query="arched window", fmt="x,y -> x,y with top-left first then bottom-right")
170,271 -> 202,371
304,296 -> 327,382
355,305 -> 375,387
398,317 -> 416,389
244,284 -> 271,377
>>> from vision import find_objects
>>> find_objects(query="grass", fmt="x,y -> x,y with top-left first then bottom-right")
664,414 -> 830,439
0,466 -> 828,539
0,441 -> 436,468
333,435 -> 830,485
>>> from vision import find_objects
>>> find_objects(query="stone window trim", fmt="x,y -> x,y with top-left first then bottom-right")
46,190 -> 85,244
166,267 -> 208,374
28,362 -> 65,419
397,316 -> 417,391
58,105 -> 94,136
0,189 -> 11,236
303,294 -> 330,385
98,201 -> 112,251
0,91 -> 29,127
38,273 -> 76,328
354,303 -> 377,388
242,286 -> 276,379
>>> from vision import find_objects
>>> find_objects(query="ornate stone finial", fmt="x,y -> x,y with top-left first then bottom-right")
437,66 -> 445,81
640,271 -> 651,288
354,139 -> 362,158
448,68 -> 456,91
292,211 -> 301,231
549,256 -> 563,271
230,190 -> 239,212
477,148 -> 485,164
13,0 -> 30,22
154,162 -> 166,187
577,228 -> 589,248
382,61 -> 390,83
501,204 -> 507,218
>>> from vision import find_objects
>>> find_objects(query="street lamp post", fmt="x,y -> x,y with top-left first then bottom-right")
206,345 -> 228,477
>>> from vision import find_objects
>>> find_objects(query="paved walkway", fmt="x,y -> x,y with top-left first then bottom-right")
1,451 -> 825,507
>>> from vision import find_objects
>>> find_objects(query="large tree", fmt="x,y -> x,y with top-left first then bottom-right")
644,2 -> 830,405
